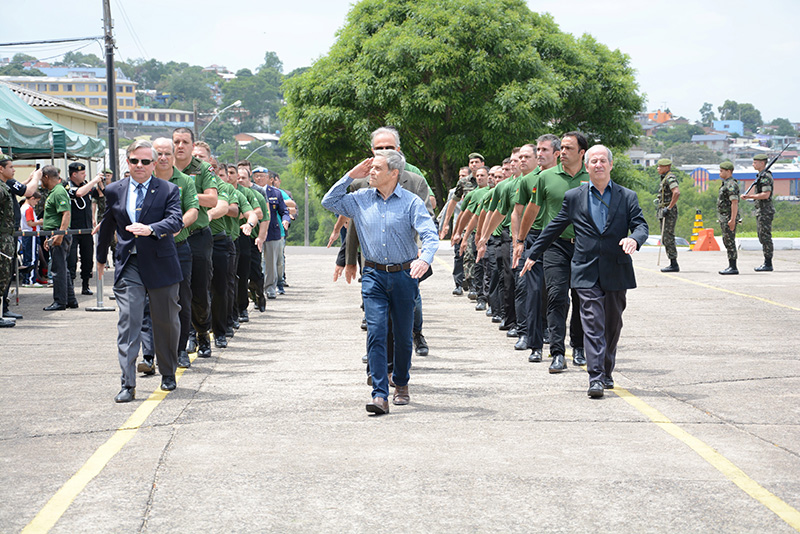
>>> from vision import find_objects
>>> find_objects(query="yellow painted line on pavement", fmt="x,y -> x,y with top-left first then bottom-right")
640,266 -> 800,312
434,255 -> 451,270
612,386 -> 800,532
22,355 -> 197,534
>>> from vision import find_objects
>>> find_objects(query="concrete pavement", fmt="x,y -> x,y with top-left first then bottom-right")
1,244 -> 799,533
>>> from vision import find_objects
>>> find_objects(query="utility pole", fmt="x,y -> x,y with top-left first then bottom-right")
304,177 -> 309,246
102,0 -> 118,183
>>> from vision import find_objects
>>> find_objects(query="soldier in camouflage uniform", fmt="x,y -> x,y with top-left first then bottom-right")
0,157 -> 17,327
440,154 -> 481,296
717,161 -> 740,275
742,153 -> 774,271
656,158 -> 681,272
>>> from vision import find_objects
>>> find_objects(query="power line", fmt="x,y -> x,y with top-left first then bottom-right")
0,36 -> 103,47
113,0 -> 148,59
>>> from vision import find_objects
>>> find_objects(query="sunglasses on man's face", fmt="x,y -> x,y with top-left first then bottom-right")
128,158 -> 153,166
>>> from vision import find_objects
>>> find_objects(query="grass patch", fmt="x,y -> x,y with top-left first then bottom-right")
736,231 -> 800,238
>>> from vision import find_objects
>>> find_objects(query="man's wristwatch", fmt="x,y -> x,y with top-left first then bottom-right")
515,239 -> 525,244
247,221 -> 255,228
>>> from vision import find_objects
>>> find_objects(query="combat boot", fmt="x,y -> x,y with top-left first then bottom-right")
754,258 -> 773,272
661,259 -> 680,272
81,279 -> 93,295
719,260 -> 739,275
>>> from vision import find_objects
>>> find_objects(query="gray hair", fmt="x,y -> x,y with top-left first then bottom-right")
374,149 -> 406,173
152,137 -> 175,151
126,139 -> 157,160
536,134 -> 561,152
584,144 -> 613,163
371,126 -> 401,149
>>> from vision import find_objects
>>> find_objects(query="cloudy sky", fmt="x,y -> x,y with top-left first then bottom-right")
4,0 -> 799,122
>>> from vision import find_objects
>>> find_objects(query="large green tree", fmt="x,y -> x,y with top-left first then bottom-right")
770,117 -> 796,137
281,0 -> 644,201
717,100 -> 762,132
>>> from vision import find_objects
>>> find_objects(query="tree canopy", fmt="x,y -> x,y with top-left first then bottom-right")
281,0 -> 644,200
717,100 -> 762,132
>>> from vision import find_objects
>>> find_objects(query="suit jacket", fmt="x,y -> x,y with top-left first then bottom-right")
96,176 -> 184,289
527,181 -> 648,291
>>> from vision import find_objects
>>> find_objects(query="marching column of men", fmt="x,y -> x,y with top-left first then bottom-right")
84,130 -> 278,402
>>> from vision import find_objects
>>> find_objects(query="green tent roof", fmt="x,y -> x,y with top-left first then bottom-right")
0,85 -> 105,159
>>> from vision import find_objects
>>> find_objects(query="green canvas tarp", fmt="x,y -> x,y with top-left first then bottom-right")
0,84 -> 105,159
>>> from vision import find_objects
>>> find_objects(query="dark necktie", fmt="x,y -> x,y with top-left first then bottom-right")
135,183 -> 145,222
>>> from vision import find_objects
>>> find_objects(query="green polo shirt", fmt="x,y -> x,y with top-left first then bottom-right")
228,188 -> 253,239
515,167 -> 543,206
248,185 -> 269,240
43,183 -> 70,230
167,167 -> 199,243
491,177 -> 519,235
533,162 -> 589,240
181,156 -> 218,233
462,186 -> 490,215
209,180 -> 234,236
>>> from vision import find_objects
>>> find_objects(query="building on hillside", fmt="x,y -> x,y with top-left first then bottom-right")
626,148 -> 662,168
713,120 -> 744,136
0,69 -> 136,120
691,134 -> 729,152
682,163 -> 800,198
235,132 -> 281,147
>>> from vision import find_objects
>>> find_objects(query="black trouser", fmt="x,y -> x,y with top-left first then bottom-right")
176,240 -> 193,352
248,238 -> 265,306
569,288 -> 584,350
543,239 -> 581,357
188,227 -> 213,335
511,232 -> 529,337
523,230 -> 545,350
486,235 -> 502,315
498,229 -> 515,325
210,233 -> 231,337
452,244 -> 465,289
51,236 -> 76,306
68,232 -> 94,282
227,237 -> 240,328
236,236 -> 252,314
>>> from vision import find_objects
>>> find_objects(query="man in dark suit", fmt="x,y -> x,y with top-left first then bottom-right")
96,140 -> 184,403
521,145 -> 648,398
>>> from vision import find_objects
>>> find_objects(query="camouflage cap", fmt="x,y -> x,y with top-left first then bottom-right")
468,152 -> 484,162
657,158 -> 672,166
719,161 -> 734,171
753,154 -> 768,161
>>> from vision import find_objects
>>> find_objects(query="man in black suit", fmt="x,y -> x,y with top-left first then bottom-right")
521,145 -> 648,398
96,140 -> 184,403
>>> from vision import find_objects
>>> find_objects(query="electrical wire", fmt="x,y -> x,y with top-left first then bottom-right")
113,0 -> 148,59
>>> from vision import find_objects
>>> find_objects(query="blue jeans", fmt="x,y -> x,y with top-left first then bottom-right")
362,265 -> 419,401
413,292 -> 423,334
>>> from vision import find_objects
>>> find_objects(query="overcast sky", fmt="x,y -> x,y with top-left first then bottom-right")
3,0 -> 799,123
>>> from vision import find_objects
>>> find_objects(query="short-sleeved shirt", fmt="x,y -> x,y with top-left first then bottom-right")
43,183 -> 71,230
228,188 -> 253,239
754,170 -> 774,212
490,177 -> 518,235
181,156 -> 218,233
462,186 -> 490,215
533,163 -> 589,240
67,180 -> 100,229
167,167 -> 199,243
515,167 -> 544,207
717,176 -> 740,221
405,162 -> 434,197
248,185 -> 269,240
209,180 -> 234,236
5,178 -> 29,229
658,172 -> 679,208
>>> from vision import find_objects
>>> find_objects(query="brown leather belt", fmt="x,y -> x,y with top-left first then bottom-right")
364,260 -> 412,272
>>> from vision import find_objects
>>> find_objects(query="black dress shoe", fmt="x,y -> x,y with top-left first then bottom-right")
491,315 -> 502,323
452,286 -> 463,296
475,301 -> 487,311
507,327 -> 518,338
528,349 -> 543,363
588,381 -> 604,398
0,317 -> 16,328
160,375 -> 177,391
3,310 -> 23,320
239,310 -> 249,323
214,334 -> 228,349
43,302 -> 66,311
232,319 -> 240,330
115,387 -> 135,403
81,287 -> 94,295
485,307 -> 493,317
754,262 -> 773,272
225,326 -> 235,338
514,335 -> 529,350
137,358 -> 156,376
361,317 -> 368,331
468,291 -> 478,301
602,377 -> 614,389
572,347 -> 586,366
549,353 -> 567,373
197,332 -> 212,358
66,302 -> 79,309
186,332 -> 198,353
177,351 -> 191,368
499,320 -> 513,331
413,332 -> 429,356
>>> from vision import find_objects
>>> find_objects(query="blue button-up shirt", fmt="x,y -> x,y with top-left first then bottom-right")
127,176 -> 152,223
588,180 -> 612,232
322,175 -> 439,265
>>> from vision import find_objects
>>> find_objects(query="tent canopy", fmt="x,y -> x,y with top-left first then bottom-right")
0,85 -> 105,159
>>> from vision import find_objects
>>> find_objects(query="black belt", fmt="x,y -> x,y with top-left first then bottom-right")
188,226 -> 209,237
364,260 -> 412,272
213,232 -> 228,241
559,237 -> 575,244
